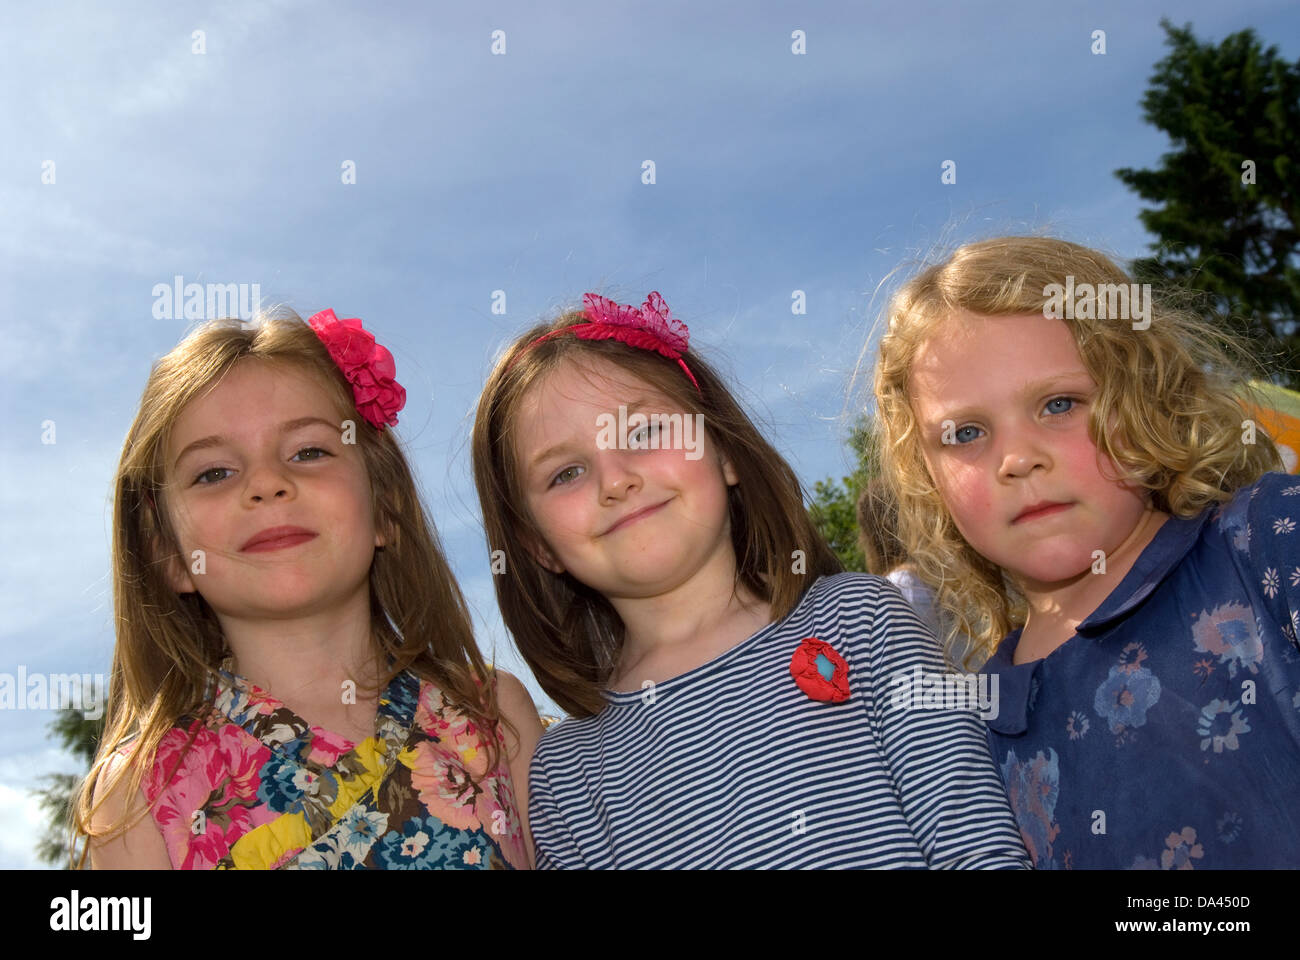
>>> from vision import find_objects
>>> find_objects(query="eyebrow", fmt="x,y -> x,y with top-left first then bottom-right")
921,374 -> 1094,426
528,442 -> 574,474
173,416 -> 340,470
525,397 -> 652,473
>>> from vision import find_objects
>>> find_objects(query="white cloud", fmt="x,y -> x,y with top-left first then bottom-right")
0,747 -> 86,870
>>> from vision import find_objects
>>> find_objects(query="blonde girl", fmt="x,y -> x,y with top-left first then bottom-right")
873,235 -> 1300,868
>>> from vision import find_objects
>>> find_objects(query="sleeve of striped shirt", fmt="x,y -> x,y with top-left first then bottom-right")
859,577 -> 1032,869
527,741 -> 588,870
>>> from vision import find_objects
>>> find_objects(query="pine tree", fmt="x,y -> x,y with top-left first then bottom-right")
1116,19 -> 1300,386
34,703 -> 103,867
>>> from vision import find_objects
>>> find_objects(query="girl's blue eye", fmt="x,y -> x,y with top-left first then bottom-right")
1044,397 -> 1075,416
292,446 -> 330,462
954,425 -> 983,444
550,465 -> 583,487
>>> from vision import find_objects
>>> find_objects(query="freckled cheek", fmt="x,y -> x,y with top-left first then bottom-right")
1058,433 -> 1115,489
317,478 -> 370,536
169,503 -> 215,550
678,456 -> 718,487
933,461 -> 993,528
676,457 -> 733,517
530,493 -> 589,544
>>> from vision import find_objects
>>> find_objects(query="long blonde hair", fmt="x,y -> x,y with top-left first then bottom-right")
471,307 -> 841,718
872,236 -> 1283,665
72,309 -> 504,865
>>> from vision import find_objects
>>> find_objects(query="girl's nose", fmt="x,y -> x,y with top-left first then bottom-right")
249,489 -> 289,502
244,461 -> 295,503
598,452 -> 642,503
998,437 -> 1051,479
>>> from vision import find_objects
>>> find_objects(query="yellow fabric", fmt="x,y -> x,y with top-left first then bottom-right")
327,736 -> 388,819
228,813 -> 312,870
225,738 -> 387,869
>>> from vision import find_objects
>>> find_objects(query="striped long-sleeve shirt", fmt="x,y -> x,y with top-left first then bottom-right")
528,572 -> 1031,868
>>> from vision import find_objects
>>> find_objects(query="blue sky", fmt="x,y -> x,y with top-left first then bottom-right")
3,0 -> 1298,867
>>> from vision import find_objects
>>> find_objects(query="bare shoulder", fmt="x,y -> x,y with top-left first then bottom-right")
88,750 -> 173,870
491,669 -> 544,868
493,669 -> 545,749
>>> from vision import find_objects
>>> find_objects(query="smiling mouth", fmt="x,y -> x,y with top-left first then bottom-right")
241,532 -> 319,552
603,500 -> 670,536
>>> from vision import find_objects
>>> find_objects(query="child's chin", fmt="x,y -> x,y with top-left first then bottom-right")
1010,555 -> 1097,588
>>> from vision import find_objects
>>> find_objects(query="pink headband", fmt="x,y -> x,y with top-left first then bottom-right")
307,309 -> 407,430
512,292 -> 701,393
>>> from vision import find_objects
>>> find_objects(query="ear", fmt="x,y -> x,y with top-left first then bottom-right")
152,534 -> 197,594
520,531 -> 565,574
721,455 -> 739,487
374,514 -> 395,550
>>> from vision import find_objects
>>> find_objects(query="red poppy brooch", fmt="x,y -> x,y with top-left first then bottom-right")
789,637 -> 850,703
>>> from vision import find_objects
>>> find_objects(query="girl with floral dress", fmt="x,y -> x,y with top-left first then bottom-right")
872,235 -> 1300,868
76,308 -> 542,869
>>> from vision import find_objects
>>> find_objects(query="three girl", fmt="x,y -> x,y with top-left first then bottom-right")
81,233 -> 1298,871
470,292 -> 1030,867
872,236 -> 1300,868
77,308 -> 542,869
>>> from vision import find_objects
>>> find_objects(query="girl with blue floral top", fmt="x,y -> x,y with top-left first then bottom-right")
872,235 -> 1300,868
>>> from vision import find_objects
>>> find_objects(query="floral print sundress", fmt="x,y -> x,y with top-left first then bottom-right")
127,665 -> 527,869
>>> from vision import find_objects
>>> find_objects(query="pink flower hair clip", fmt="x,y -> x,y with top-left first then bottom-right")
307,309 -> 407,430
512,291 -> 702,393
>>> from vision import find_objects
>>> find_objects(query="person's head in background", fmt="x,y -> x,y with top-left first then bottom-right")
856,476 -> 908,577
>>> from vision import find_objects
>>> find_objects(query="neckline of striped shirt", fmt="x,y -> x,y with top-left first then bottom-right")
598,577 -> 822,707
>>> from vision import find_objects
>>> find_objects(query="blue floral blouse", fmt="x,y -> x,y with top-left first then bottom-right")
982,472 -> 1300,869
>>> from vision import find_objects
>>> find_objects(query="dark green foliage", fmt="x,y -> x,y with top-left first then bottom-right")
808,415 -> 880,572
1116,19 -> 1300,386
34,704 -> 104,867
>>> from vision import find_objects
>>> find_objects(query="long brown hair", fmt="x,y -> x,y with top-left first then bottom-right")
472,306 -> 841,718
872,236 -> 1283,664
72,308 -> 505,865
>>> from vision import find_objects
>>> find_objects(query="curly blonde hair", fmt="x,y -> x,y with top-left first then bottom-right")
872,236 -> 1283,666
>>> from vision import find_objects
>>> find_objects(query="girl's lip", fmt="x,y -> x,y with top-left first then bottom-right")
603,500 -> 670,536
241,526 -> 318,552
1013,502 -> 1072,524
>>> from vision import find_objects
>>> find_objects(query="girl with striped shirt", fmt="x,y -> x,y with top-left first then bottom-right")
471,292 -> 1030,869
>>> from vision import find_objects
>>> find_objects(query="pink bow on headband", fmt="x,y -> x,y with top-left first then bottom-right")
518,292 -> 701,392
580,292 -> 690,355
